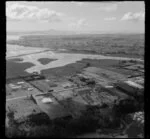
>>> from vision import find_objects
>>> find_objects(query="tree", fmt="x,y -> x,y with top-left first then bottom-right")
7,107 -> 16,127
85,62 -> 90,68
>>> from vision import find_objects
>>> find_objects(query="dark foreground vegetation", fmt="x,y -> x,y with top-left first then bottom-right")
7,34 -> 144,58
6,95 -> 144,138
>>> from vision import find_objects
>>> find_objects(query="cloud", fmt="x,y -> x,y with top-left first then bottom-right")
69,18 -> 88,29
76,2 -> 84,6
71,1 -> 84,6
98,4 -> 117,12
121,11 -> 145,22
104,17 -> 116,21
6,2 -> 64,22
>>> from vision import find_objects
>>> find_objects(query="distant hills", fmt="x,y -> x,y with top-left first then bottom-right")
7,29 -> 144,36
7,29 -> 77,36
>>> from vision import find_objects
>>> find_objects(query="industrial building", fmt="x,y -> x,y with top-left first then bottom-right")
115,81 -> 143,97
124,80 -> 143,90
23,74 -> 45,81
32,93 -> 71,120
61,82 -> 73,88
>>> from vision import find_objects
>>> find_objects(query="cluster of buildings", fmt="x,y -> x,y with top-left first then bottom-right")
27,73 -> 143,121
6,60 -> 144,127
8,81 -> 34,92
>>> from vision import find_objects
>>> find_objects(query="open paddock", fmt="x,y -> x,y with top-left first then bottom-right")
6,98 -> 42,120
38,58 -> 57,65
6,81 -> 41,99
6,59 -> 33,79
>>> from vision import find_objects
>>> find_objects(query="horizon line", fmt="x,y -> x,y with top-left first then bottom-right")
7,30 -> 144,34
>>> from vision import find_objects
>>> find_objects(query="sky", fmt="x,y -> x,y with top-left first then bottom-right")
6,1 -> 145,33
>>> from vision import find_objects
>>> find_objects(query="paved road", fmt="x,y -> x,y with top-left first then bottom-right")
6,86 -> 87,102
6,95 -> 27,101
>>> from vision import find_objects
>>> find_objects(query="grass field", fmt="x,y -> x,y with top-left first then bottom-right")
41,61 -> 87,78
6,98 -> 42,120
41,58 -> 141,79
6,59 -> 33,79
6,57 -> 142,80
38,58 -> 56,65
80,59 -> 142,76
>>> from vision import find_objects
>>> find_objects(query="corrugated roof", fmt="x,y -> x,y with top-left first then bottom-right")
124,80 -> 143,89
116,82 -> 137,95
11,85 -> 22,89
42,98 -> 53,103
